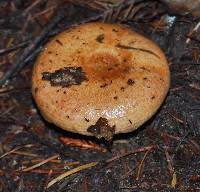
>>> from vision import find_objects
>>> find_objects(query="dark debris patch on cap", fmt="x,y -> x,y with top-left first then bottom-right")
87,117 -> 115,141
42,67 -> 88,87
96,34 -> 104,43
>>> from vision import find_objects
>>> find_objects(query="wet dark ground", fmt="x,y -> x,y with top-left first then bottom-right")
0,1 -> 200,192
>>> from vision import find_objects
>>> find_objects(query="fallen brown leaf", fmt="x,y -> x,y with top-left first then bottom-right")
59,136 -> 107,153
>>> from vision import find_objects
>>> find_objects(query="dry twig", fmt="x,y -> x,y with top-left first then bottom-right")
0,9 -> 65,87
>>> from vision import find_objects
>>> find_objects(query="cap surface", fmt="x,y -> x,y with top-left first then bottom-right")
32,22 -> 170,140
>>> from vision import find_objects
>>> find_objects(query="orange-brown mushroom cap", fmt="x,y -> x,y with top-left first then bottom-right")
32,22 -> 170,140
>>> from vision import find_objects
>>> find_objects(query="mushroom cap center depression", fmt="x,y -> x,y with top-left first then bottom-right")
84,51 -> 132,81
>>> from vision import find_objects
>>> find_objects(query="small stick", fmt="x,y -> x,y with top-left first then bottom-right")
186,20 -> 200,44
21,154 -> 59,172
22,159 -> 61,164
167,111 -> 184,124
49,11 -> 110,37
164,146 -> 174,175
0,86 -> 14,94
119,186 -> 138,189
0,9 -> 65,87
106,145 -> 155,163
160,132 -> 180,141
21,14 -> 32,34
23,169 -> 63,174
189,139 -> 200,151
0,144 -> 34,159
32,5 -> 58,20
0,41 -> 29,56
0,86 -> 30,95
170,86 -> 182,92
1,106 -> 14,116
43,169 -> 53,192
189,83 -> 200,90
0,45 -> 40,87
11,150 -> 38,157
83,176 -> 89,192
23,0 -> 43,16
163,146 -> 177,188
122,0 -> 135,20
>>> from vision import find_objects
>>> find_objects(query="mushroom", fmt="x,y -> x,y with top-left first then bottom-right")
32,22 -> 170,141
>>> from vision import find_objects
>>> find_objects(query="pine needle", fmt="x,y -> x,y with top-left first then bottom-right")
171,172 -> 177,188
136,147 -> 152,180
0,144 -> 34,159
22,154 -> 59,172
47,162 -> 98,188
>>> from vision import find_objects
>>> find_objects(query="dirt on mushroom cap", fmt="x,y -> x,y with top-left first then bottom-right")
32,22 -> 170,140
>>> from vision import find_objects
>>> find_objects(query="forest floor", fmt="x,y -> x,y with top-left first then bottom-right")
0,1 -> 200,191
